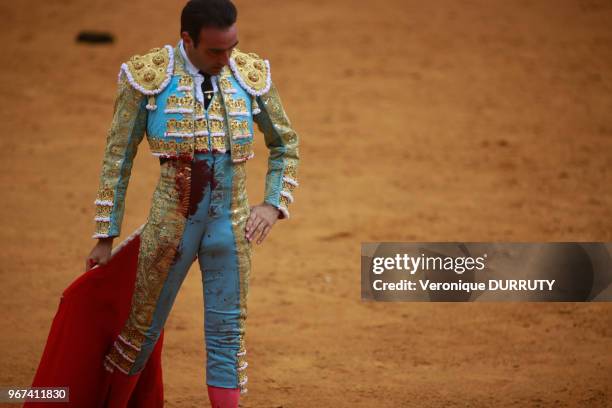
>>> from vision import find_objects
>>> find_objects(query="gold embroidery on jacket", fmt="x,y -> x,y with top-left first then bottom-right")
194,118 -> 209,135
255,82 -> 300,218
165,118 -> 194,136
195,135 -> 211,152
178,74 -> 193,90
230,119 -> 251,139
226,96 -> 249,115
150,138 -> 193,158
231,142 -> 254,163
93,74 -> 147,238
164,94 -> 195,113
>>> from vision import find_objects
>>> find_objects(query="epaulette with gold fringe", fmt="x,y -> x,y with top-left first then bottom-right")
119,45 -> 174,109
228,48 -> 271,96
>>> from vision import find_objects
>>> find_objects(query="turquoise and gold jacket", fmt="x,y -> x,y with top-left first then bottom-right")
93,43 -> 300,238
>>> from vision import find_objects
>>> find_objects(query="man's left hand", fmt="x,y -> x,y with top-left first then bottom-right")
245,203 -> 280,244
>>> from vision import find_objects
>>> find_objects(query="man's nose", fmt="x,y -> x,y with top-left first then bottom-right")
221,50 -> 231,65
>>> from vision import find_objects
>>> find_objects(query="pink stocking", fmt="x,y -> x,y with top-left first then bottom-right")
207,385 -> 240,408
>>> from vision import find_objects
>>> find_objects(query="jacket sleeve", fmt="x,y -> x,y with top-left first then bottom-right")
252,81 -> 300,219
92,72 -> 148,239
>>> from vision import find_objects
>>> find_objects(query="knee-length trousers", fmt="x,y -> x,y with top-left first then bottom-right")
103,151 -> 251,393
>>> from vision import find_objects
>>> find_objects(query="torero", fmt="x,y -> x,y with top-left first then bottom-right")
85,0 -> 300,406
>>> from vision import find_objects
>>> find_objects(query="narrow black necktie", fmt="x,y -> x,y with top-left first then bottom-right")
199,71 -> 214,110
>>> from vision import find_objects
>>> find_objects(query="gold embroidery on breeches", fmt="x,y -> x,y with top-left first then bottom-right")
104,159 -> 192,374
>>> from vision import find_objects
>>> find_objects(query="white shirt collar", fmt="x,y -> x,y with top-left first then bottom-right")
179,39 -> 200,76
178,40 -> 219,104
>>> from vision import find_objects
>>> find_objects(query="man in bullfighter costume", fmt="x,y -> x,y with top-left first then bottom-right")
86,0 -> 300,405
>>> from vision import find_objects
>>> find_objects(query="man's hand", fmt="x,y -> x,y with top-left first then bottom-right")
85,237 -> 114,271
245,203 -> 280,244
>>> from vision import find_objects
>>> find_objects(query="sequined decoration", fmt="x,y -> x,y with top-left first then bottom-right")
93,73 -> 148,238
149,138 -> 193,158
121,46 -> 174,95
164,94 -> 195,114
226,95 -> 249,116
230,119 -> 251,139
253,81 -> 300,219
228,48 -> 271,96
165,118 -> 194,137
231,142 -> 254,163
229,160 -> 252,394
104,159 -> 193,374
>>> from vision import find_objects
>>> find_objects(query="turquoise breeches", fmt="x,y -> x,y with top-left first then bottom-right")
126,151 -> 250,391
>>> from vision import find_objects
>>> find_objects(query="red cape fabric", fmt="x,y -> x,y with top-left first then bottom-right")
24,233 -> 165,407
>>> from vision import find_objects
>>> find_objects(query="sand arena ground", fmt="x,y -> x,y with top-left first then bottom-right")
1,0 -> 611,406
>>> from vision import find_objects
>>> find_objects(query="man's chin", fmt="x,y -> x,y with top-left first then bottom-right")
201,67 -> 223,76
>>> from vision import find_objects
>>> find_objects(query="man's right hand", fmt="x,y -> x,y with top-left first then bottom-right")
85,237 -> 114,272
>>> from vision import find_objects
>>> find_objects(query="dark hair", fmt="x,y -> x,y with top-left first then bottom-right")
180,0 -> 237,47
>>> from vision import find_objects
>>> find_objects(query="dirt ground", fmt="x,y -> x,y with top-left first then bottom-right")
1,0 -> 611,407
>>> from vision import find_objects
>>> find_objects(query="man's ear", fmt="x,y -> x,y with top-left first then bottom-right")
180,31 -> 192,46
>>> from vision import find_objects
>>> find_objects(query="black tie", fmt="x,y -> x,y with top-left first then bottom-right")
199,71 -> 214,110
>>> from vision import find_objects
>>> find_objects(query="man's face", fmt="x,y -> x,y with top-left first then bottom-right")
181,23 -> 239,76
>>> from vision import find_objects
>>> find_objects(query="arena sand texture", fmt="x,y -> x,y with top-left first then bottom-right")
1,0 -> 611,407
